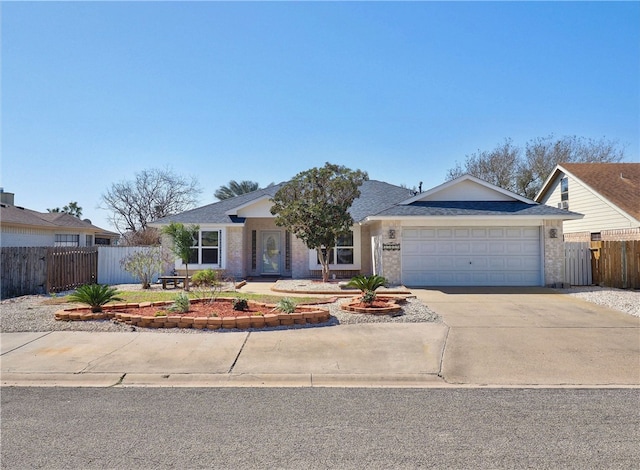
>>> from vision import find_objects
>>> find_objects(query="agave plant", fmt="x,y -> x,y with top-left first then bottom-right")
168,292 -> 191,313
67,284 -> 124,313
276,297 -> 296,314
346,275 -> 388,304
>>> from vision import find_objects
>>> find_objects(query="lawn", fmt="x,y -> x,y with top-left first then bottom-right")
44,289 -> 328,307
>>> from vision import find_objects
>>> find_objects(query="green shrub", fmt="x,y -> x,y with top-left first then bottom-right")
276,297 -> 296,314
232,298 -> 248,311
169,292 -> 191,313
192,269 -> 220,287
155,310 -> 168,317
68,284 -> 124,313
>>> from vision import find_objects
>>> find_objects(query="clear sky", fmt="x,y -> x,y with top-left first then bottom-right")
2,1 -> 639,232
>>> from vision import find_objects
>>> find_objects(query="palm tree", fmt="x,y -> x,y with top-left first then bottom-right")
214,180 -> 260,200
162,222 -> 200,291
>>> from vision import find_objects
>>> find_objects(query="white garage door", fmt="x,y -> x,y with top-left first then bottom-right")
402,226 -> 542,286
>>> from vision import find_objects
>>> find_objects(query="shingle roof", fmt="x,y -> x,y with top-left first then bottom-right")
0,205 -> 59,227
151,180 -> 416,225
1,204 -> 118,235
560,163 -> 640,221
373,200 -> 580,218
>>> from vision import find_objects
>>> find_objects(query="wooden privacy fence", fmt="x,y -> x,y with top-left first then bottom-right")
564,242 -> 592,287
47,247 -> 98,293
1,247 -> 98,298
591,240 -> 640,289
1,247 -> 47,298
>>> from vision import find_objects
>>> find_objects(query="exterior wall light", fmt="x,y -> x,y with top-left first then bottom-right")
388,229 -> 396,239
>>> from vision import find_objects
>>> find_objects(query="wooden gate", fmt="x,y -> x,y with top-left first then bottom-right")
46,247 -> 98,293
564,242 -> 592,286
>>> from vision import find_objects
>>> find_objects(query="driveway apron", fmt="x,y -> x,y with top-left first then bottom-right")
413,287 -> 640,386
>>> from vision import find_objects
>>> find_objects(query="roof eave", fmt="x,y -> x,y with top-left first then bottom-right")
365,213 -> 583,222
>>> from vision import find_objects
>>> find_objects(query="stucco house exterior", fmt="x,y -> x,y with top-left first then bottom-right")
150,174 -> 581,287
0,190 -> 119,247
535,163 -> 640,242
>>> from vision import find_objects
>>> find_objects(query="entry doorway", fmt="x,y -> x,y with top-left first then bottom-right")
261,231 -> 281,275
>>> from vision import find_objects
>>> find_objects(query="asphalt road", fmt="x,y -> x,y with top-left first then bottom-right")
2,387 -> 638,469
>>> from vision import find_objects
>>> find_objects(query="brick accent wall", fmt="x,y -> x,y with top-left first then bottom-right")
225,226 -> 244,279
601,228 -> 640,241
291,236 -> 311,279
563,231 -> 591,242
543,220 -> 565,287
369,221 -> 402,285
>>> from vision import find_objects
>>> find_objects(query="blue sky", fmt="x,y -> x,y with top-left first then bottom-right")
2,1 -> 639,232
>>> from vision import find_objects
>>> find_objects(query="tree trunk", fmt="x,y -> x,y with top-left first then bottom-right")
317,248 -> 331,283
184,265 -> 190,291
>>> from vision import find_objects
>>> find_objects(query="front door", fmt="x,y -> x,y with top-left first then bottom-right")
261,231 -> 281,275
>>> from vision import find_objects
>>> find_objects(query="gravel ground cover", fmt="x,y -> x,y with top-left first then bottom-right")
0,283 -> 438,333
556,286 -> 640,317
1,283 -> 636,334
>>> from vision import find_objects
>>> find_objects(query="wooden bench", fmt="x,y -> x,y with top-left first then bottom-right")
158,275 -> 191,289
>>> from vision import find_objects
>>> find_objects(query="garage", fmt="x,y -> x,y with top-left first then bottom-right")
401,226 -> 542,286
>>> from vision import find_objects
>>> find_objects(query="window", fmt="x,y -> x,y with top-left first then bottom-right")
188,230 -> 221,265
560,177 -> 569,200
54,234 -> 79,247
316,232 -> 355,265
86,235 -> 93,246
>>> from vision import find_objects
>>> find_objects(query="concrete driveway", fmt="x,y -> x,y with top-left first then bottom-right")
414,287 -> 640,386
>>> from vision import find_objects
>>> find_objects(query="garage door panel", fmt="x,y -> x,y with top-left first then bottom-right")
402,225 -> 541,286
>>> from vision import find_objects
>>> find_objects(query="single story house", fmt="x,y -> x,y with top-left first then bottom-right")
535,163 -> 640,242
150,174 -> 581,287
0,190 -> 119,247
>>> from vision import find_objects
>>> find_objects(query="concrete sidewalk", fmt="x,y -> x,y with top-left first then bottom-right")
0,323 -> 449,388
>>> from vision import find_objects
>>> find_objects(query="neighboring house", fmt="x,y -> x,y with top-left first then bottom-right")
150,173 -> 580,287
535,163 -> 640,242
0,190 -> 119,247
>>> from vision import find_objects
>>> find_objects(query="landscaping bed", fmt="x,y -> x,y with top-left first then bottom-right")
54,297 -> 331,330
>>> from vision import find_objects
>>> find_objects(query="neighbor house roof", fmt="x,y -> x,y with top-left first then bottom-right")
150,180 -> 415,226
536,163 -> 640,221
0,203 -> 118,237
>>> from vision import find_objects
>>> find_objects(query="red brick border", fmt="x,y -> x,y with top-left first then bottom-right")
54,298 -> 331,330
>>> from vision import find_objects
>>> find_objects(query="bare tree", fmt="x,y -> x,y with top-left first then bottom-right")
446,138 -> 521,193
101,168 -> 202,242
446,135 -> 626,199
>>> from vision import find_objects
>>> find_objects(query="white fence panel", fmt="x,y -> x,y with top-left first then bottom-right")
98,246 -> 164,285
564,242 -> 592,286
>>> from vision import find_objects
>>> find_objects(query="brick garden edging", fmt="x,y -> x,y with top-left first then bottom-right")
54,298 -> 331,330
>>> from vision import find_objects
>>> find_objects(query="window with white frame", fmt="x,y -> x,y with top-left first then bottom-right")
559,177 -> 569,209
55,234 -> 79,247
311,228 -> 360,268
188,230 -> 221,265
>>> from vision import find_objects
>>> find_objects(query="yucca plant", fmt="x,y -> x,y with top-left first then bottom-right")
276,297 -> 296,314
67,284 -> 124,313
169,292 -> 191,313
346,275 -> 388,304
